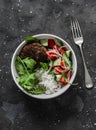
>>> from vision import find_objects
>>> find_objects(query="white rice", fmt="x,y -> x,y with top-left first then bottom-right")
36,70 -> 61,94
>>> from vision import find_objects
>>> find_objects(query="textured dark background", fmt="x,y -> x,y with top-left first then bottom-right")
0,0 -> 96,130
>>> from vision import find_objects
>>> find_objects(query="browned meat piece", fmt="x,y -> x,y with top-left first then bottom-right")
19,42 -> 48,62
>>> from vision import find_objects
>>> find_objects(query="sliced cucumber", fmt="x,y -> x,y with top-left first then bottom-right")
55,75 -> 62,81
53,57 -> 61,66
40,39 -> 48,46
66,50 -> 72,58
62,54 -> 72,69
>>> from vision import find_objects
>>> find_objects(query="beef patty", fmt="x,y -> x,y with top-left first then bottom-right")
19,43 -> 48,62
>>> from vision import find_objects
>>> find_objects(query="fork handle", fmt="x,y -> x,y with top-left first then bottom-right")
79,44 -> 93,88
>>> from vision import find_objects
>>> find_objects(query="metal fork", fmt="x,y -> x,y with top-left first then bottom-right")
71,18 -> 93,88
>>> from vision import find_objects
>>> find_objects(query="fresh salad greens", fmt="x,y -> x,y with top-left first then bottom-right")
40,62 -> 49,70
25,36 -> 39,43
40,39 -> 48,46
15,36 -> 73,95
16,56 -> 47,94
62,53 -> 72,70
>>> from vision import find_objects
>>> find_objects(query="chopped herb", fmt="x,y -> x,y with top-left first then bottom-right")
30,85 -> 46,95
40,62 -> 48,70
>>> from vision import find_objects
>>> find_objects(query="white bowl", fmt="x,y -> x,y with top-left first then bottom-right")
11,34 -> 77,99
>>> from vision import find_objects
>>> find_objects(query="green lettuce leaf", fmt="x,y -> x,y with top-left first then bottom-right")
15,56 -> 28,76
15,56 -> 46,95
25,36 -> 39,43
19,73 -> 39,90
30,85 -> 46,95
23,57 -> 36,70
15,56 -> 36,76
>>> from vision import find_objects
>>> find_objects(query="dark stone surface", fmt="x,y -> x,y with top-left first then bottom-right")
0,0 -> 96,129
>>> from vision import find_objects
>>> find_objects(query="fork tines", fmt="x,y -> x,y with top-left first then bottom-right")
71,18 -> 83,38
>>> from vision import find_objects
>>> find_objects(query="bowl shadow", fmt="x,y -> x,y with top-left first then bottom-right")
24,86 -> 79,124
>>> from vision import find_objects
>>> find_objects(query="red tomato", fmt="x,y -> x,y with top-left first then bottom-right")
54,66 -> 64,74
60,60 -> 69,72
60,60 -> 66,68
48,54 -> 57,60
46,49 -> 57,55
53,45 -> 65,54
46,51 -> 57,60
59,48 -> 65,54
60,77 -> 68,85
67,70 -> 71,80
48,39 -> 55,48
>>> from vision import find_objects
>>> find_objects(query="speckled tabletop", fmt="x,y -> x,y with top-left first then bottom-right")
0,0 -> 96,130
